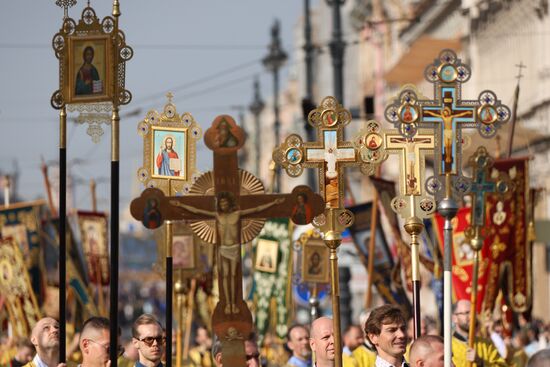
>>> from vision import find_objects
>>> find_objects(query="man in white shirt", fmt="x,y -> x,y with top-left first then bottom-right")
309,317 -> 335,367
364,305 -> 408,367
24,317 -> 65,367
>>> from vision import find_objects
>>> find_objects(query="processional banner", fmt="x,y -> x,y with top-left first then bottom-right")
0,201 -> 46,302
0,238 -> 41,337
434,157 -> 531,312
348,202 -> 411,317
77,211 -> 109,286
251,218 -> 291,344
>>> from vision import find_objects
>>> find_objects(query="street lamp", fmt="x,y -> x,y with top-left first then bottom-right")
327,0 -> 346,105
249,77 -> 265,177
262,19 -> 287,192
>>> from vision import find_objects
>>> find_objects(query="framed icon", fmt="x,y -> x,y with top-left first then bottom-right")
301,239 -> 329,283
66,35 -> 112,104
255,239 -> 278,273
151,126 -> 188,180
173,234 -> 196,270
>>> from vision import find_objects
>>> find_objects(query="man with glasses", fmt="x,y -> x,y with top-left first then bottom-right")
132,314 -> 165,367
79,317 -> 124,367
451,300 -> 506,367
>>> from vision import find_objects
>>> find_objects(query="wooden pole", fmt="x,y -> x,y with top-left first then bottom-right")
183,278 -> 197,361
90,179 -> 97,212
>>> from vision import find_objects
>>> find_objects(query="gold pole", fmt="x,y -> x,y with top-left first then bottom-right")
327,242 -> 342,367
183,278 -> 197,360
467,228 -> 483,367
365,190 -> 379,308
174,278 -> 184,367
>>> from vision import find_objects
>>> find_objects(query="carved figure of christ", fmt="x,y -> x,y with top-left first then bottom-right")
306,130 -> 355,207
421,89 -> 475,175
385,132 -> 435,196
171,194 -> 284,314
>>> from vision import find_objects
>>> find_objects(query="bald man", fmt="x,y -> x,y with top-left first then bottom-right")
24,317 -> 65,367
527,348 -> 550,367
79,317 -> 113,367
409,335 -> 444,367
451,300 -> 506,367
309,317 -> 335,367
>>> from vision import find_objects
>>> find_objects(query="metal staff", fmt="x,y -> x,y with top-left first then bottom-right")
109,1 -> 121,365
59,105 -> 67,362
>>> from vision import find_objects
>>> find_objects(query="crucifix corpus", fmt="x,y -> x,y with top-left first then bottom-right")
131,115 -> 324,366
273,96 -> 379,367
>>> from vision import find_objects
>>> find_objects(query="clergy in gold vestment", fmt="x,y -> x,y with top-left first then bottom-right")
451,300 -> 506,367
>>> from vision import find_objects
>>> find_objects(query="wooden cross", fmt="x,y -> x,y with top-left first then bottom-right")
385,50 -> 511,199
131,116 -> 324,365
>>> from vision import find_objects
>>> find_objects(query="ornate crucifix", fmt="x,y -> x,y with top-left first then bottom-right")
385,51 -> 511,200
382,49 -> 511,367
273,96 -> 375,367
131,116 -> 324,366
464,146 -> 508,358
353,117 -> 435,339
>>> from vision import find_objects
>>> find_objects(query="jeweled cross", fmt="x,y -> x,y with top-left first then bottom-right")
274,96 -> 366,209
467,147 -> 507,229
385,50 -> 511,200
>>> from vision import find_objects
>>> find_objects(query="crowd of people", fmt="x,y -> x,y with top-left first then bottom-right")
1,300 -> 550,367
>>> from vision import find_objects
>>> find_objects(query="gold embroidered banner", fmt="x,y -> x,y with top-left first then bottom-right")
434,157 -> 531,312
0,237 -> 41,336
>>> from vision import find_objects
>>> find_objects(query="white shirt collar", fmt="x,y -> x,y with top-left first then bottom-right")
375,355 -> 408,367
32,354 -> 51,367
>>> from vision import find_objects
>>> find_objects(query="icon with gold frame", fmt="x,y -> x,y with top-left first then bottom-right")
255,239 -> 279,273
51,5 -> 133,108
301,238 -> 329,283
137,93 -> 202,196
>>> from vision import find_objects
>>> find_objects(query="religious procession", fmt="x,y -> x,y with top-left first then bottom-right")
1,1 -> 550,367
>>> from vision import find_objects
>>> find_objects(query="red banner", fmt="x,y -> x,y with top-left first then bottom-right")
434,157 -> 532,313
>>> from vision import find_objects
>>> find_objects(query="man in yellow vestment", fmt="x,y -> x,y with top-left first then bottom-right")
451,300 -> 506,367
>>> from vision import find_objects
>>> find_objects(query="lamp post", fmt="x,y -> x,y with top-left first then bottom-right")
327,0 -> 346,105
262,20 -> 287,192
303,0 -> 317,190
249,77 -> 265,177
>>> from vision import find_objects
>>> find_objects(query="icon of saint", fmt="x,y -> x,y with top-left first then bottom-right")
156,136 -> 180,176
75,46 -> 102,95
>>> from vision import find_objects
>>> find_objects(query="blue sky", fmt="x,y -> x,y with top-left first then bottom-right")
0,0 -> 310,212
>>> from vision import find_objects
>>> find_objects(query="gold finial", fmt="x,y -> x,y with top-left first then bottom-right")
166,92 -> 174,104
112,0 -> 120,17
55,0 -> 77,19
